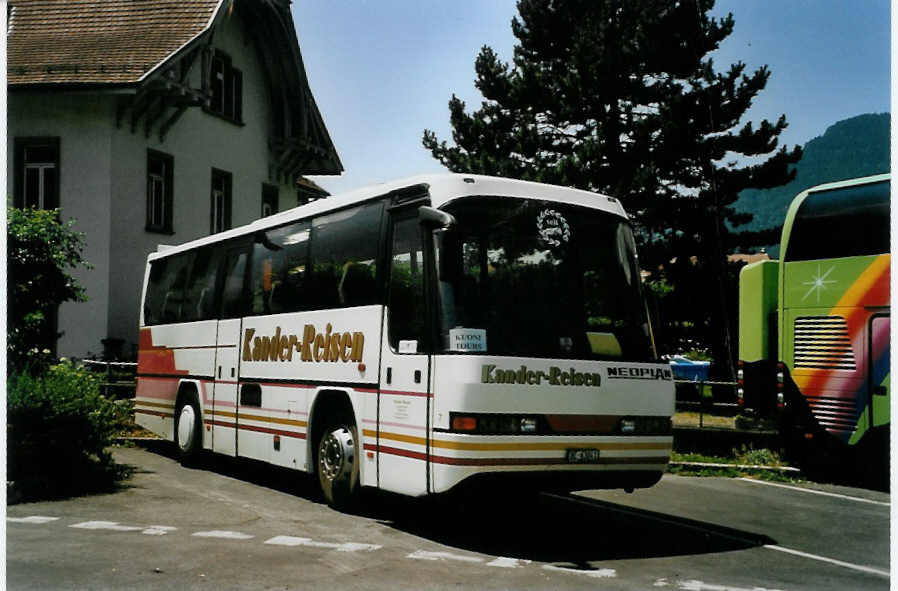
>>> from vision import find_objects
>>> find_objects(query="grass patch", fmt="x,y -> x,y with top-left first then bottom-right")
669,445 -> 800,483
673,411 -> 735,429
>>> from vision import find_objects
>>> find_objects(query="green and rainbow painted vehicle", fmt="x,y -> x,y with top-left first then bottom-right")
738,174 -> 889,475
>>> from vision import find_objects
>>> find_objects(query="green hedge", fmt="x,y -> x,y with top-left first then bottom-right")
7,361 -> 133,501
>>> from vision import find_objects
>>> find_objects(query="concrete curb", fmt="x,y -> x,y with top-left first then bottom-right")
670,461 -> 801,474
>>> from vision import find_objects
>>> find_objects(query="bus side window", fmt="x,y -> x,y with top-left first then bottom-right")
182,246 -> 220,322
251,221 -> 310,316
308,202 -> 383,310
144,258 -> 169,325
145,253 -> 193,325
388,217 -> 425,349
221,250 -> 249,319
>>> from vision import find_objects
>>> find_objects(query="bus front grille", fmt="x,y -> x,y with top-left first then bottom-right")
793,316 -> 856,371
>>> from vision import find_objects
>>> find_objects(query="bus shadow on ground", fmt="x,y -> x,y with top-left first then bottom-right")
134,441 -> 774,564
375,490 -> 776,564
135,440 -> 323,499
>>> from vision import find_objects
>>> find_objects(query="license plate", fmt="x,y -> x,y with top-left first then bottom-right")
566,448 -> 600,464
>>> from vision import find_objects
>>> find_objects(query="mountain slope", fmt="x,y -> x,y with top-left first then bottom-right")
733,112 -> 890,234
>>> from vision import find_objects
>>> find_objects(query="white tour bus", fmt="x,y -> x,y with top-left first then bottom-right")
136,174 -> 674,508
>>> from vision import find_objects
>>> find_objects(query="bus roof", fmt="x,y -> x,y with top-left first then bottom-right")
148,173 -> 629,261
779,172 -> 890,261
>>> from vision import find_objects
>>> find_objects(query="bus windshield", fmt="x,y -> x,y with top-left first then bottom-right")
434,196 -> 655,361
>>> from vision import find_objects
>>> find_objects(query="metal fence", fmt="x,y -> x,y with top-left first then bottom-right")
82,359 -> 137,399
674,379 -> 740,428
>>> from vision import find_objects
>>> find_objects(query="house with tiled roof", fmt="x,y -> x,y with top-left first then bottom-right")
7,0 -> 342,359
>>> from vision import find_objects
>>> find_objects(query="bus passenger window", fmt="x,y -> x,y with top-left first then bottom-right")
308,202 -> 383,310
250,221 -> 310,315
144,252 -> 193,325
182,247 -> 220,322
221,251 -> 248,318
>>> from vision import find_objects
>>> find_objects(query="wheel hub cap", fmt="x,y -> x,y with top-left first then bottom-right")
319,428 -> 354,481
178,405 -> 195,452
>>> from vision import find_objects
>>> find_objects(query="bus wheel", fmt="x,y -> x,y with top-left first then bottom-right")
175,393 -> 202,465
317,421 -> 359,509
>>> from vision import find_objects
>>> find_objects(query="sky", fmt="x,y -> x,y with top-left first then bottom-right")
292,0 -> 891,196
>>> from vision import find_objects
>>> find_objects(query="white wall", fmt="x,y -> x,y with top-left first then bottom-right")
11,9 -> 306,358
7,92 -> 116,358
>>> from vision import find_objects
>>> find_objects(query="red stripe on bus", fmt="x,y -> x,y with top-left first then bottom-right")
241,381 -> 317,389
207,420 -> 306,440
364,443 -> 427,461
135,408 -> 174,419
378,389 -> 432,398
365,444 -> 668,467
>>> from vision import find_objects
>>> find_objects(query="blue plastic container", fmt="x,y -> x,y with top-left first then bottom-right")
669,356 -> 711,381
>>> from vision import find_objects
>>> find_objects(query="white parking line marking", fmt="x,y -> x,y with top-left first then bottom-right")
763,544 -> 889,578
738,477 -> 890,506
142,526 -> 178,536
487,556 -> 531,568
542,564 -> 617,578
7,516 -> 59,524
192,530 -> 254,540
70,521 -> 142,532
264,536 -> 381,552
672,580 -> 785,591
407,550 -> 484,563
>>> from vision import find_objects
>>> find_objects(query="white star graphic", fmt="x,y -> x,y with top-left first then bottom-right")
801,263 -> 837,304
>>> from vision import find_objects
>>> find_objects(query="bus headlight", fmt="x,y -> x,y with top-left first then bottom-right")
519,418 -> 538,433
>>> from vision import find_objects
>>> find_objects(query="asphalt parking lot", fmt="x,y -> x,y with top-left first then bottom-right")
7,444 -> 890,590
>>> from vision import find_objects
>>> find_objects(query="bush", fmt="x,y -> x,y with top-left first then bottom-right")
7,360 -> 133,501
7,207 -> 91,374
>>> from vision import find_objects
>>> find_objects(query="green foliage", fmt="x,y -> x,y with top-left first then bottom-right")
7,361 -> 133,501
7,207 -> 91,373
734,444 -> 783,467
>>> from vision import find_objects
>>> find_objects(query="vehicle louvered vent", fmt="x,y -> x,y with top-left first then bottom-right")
793,316 -> 855,370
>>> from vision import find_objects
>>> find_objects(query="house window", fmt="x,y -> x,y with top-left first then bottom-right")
210,51 -> 243,123
146,150 -> 174,233
262,184 -> 278,217
14,137 -> 59,209
211,169 -> 233,234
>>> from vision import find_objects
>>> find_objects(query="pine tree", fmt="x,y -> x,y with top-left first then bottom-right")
423,0 -> 801,376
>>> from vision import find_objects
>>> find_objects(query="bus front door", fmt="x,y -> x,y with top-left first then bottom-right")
376,209 -> 431,496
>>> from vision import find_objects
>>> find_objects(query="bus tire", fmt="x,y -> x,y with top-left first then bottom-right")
316,419 -> 359,510
175,391 -> 202,466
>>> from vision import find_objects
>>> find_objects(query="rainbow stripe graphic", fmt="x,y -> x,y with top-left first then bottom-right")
789,254 -> 890,445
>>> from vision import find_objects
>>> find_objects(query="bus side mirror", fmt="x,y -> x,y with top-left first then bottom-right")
418,206 -> 456,229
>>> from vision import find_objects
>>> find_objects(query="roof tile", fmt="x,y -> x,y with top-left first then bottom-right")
8,0 -> 221,85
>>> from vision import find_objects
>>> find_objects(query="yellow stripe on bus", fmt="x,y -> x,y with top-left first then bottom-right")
135,400 -> 175,410
363,429 -> 672,452
210,409 -> 306,428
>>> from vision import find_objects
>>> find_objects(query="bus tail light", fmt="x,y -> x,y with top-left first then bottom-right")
736,360 -> 744,406
451,415 -> 477,432
776,362 -> 785,410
